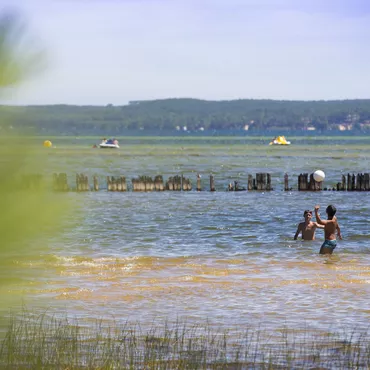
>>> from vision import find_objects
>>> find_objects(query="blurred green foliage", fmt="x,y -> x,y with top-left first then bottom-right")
0,9 -> 70,307
0,9 -> 45,89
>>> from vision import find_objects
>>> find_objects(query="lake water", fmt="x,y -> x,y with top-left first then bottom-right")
4,135 -> 370,336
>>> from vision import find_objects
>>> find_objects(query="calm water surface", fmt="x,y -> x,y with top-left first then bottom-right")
5,136 -> 370,335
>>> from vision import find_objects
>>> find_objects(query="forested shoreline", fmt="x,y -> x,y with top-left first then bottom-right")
1,98 -> 370,134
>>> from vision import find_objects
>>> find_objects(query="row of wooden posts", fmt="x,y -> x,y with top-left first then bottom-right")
48,172 -> 370,192
295,173 -> 370,191
57,174 -> 197,192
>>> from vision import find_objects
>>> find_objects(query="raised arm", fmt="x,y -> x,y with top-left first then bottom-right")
314,205 -> 327,225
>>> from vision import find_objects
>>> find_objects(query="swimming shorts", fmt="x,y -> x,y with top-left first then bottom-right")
321,239 -> 337,250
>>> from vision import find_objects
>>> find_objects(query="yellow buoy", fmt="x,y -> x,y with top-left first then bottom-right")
43,140 -> 52,147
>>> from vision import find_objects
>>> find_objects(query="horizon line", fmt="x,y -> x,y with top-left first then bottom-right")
2,97 -> 370,107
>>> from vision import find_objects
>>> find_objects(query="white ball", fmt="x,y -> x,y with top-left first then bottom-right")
313,170 -> 325,182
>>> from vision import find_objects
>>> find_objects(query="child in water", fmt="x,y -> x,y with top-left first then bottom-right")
294,210 -> 324,240
314,204 -> 342,254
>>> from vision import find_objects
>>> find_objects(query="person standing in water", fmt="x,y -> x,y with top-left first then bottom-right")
294,210 -> 324,240
314,204 -> 342,254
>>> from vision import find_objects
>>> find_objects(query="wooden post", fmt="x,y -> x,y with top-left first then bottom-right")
346,174 -> 350,191
137,176 -> 142,191
248,174 -> 253,191
196,173 -> 202,191
284,173 -> 289,191
182,177 -> 187,191
144,176 -> 150,191
187,178 -> 192,191
166,177 -> 173,191
210,174 -> 215,192
256,173 -> 261,190
266,173 -> 271,191
77,174 -> 82,192
176,175 -> 182,191
351,174 -> 356,191
298,173 -> 308,191
63,173 -> 68,191
93,176 -> 99,191
154,175 -> 163,191
309,173 -> 320,191
117,177 -> 122,191
364,173 -> 370,191
261,173 -> 267,191
357,173 -> 364,191
120,176 -> 127,191
112,176 -> 117,191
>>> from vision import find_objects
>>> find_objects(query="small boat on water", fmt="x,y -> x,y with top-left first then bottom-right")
99,138 -> 119,149
269,136 -> 291,145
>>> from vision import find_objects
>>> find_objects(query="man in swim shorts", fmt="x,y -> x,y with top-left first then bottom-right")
314,204 -> 342,255
294,210 -> 324,240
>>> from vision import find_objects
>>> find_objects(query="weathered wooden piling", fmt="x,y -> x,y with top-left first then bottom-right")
356,173 -> 364,191
350,174 -> 356,191
298,173 -> 321,191
93,176 -> 99,191
365,173 -> 370,191
49,172 -> 370,193
76,174 -> 89,191
336,174 -> 346,191
284,173 -> 289,191
298,173 -> 308,191
182,177 -> 192,191
343,173 -> 370,191
154,175 -> 164,191
196,173 -> 202,191
266,173 -> 271,191
131,176 -> 153,191
53,173 -> 69,191
166,177 -> 173,191
120,176 -> 127,191
166,175 -> 182,191
107,176 -> 126,191
247,175 -> 253,191
210,174 -> 215,192
254,173 -> 271,191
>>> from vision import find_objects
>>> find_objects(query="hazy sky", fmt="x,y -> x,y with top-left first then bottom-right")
2,0 -> 370,105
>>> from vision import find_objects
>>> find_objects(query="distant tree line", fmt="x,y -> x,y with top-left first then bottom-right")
1,98 -> 370,134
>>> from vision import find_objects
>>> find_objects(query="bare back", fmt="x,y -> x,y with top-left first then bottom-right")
324,217 -> 338,240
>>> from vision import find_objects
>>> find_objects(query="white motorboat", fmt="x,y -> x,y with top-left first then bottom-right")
99,138 -> 120,149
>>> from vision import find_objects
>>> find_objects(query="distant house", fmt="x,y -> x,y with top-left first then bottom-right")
338,124 -> 353,131
306,126 -> 316,131
244,125 -> 249,131
360,122 -> 370,129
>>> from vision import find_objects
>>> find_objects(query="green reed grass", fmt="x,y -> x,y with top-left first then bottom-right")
1,310 -> 369,369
